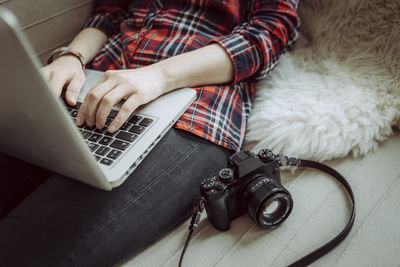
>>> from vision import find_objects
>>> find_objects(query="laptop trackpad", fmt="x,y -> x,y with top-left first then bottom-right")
77,69 -> 104,102
77,69 -> 124,109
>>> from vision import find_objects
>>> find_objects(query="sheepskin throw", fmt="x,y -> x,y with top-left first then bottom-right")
244,0 -> 400,161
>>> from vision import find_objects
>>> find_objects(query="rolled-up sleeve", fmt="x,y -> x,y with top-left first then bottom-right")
211,0 -> 299,83
84,0 -> 131,37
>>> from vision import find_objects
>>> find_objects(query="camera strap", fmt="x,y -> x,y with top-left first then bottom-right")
179,154 -> 355,267
278,155 -> 356,266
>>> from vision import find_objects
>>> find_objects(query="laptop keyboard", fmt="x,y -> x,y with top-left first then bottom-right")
66,102 -> 154,167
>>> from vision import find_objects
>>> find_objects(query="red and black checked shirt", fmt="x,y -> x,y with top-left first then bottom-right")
85,0 -> 299,151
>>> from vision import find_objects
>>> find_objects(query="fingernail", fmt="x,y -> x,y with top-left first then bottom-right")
108,125 -> 116,133
72,94 -> 78,105
76,117 -> 82,125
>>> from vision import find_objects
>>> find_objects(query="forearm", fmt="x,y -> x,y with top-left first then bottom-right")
73,43 -> 234,130
154,43 -> 234,92
67,27 -> 108,63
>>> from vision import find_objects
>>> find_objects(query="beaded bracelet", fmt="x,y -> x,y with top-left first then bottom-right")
47,47 -> 86,69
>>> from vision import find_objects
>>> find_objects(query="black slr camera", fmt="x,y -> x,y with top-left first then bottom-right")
200,149 -> 293,231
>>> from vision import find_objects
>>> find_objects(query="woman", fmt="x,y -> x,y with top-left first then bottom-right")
0,0 -> 299,266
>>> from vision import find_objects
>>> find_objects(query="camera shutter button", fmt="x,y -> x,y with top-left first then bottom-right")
218,168 -> 234,183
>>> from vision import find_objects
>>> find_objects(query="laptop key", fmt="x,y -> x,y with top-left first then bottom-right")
84,125 -> 96,131
68,102 -> 82,110
109,110 -> 118,118
110,140 -> 130,151
107,149 -> 122,160
139,118 -> 153,127
87,143 -> 99,152
116,131 -> 137,142
95,146 -> 111,156
105,130 -> 117,137
70,110 -> 79,117
99,136 -> 113,146
94,127 -> 107,134
81,130 -> 92,139
129,125 -> 145,134
128,115 -> 142,124
105,118 -> 112,126
100,158 -> 113,166
120,122 -> 132,131
88,133 -> 102,142
95,155 -> 101,162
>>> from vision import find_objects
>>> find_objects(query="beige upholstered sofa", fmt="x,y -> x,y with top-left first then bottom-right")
2,0 -> 400,266
2,0 -> 93,64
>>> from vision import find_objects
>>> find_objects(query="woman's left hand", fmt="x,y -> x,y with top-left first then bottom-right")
76,65 -> 167,132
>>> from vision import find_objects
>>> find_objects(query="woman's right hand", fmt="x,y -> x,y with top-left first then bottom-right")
41,55 -> 86,106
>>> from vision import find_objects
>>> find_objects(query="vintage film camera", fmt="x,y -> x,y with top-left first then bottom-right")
200,149 -> 293,231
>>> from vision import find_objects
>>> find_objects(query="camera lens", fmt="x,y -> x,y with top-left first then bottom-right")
257,193 -> 292,228
263,199 -> 279,216
242,176 -> 293,229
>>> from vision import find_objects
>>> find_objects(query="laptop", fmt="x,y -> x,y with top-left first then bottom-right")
0,8 -> 196,190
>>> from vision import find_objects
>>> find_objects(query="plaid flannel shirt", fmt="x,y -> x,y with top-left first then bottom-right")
85,0 -> 299,151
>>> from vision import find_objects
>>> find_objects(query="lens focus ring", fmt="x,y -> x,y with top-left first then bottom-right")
255,192 -> 293,229
242,176 -> 293,229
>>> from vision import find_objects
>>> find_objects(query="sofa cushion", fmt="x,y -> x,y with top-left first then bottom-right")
0,0 -> 93,63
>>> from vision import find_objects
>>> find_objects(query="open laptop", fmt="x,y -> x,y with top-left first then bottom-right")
0,8 -> 196,190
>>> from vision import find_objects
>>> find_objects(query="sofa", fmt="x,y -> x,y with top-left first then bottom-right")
3,0 -> 400,266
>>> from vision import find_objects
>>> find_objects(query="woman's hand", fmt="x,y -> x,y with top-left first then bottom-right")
76,66 -> 167,132
41,56 -> 86,106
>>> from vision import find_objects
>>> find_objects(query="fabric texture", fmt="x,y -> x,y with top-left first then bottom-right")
0,129 -> 232,267
84,0 -> 299,151
244,0 -> 400,161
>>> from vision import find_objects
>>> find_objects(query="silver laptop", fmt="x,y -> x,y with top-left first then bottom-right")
0,8 -> 196,190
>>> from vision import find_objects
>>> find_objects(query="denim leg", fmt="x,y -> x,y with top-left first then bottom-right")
0,129 -> 232,267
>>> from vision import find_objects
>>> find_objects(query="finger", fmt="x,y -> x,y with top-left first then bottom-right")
108,95 -> 141,133
65,74 -> 85,106
95,85 -> 130,129
76,79 -> 116,127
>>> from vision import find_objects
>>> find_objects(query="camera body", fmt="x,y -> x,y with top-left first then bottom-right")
200,149 -> 293,231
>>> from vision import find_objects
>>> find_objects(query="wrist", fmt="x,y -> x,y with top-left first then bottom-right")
47,47 -> 86,69
50,55 -> 84,71
147,64 -> 175,93
153,60 -> 183,91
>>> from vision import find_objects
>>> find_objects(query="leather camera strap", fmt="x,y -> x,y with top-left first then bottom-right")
279,155 -> 356,266
179,155 -> 356,267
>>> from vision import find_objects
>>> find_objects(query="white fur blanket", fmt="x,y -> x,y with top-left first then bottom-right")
244,0 -> 400,161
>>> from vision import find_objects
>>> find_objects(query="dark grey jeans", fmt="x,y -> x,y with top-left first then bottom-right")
0,128 -> 232,267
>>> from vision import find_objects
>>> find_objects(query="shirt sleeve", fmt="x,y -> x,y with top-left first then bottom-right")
84,0 -> 132,37
210,0 -> 300,83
